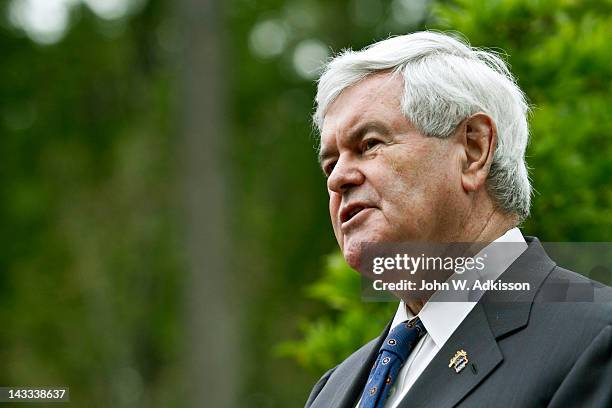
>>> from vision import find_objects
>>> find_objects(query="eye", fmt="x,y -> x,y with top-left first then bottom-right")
323,161 -> 337,177
363,138 -> 382,152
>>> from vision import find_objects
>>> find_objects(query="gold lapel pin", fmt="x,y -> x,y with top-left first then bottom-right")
449,350 -> 468,373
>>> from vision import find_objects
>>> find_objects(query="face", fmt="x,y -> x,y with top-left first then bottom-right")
319,73 -> 466,269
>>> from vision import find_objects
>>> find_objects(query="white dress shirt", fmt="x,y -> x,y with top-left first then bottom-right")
355,228 -> 527,408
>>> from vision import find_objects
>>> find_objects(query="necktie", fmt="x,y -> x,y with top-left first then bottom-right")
359,318 -> 426,408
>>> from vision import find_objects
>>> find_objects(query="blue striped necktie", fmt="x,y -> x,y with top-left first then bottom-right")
359,318 -> 427,408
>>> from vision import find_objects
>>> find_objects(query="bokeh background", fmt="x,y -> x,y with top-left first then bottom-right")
1,0 -> 610,406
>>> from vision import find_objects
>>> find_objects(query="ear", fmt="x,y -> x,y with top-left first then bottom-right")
457,113 -> 497,193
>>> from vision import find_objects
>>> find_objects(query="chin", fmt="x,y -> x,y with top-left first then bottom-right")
341,247 -> 361,271
341,232 -> 385,273
340,239 -> 364,271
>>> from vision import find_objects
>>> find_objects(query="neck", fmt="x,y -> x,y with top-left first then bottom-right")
470,208 -> 518,243
463,192 -> 519,240
406,300 -> 424,316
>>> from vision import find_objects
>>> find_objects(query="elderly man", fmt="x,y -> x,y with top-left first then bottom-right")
306,32 -> 612,408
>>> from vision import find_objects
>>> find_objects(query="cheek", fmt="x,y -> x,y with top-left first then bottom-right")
384,154 -> 423,201
379,147 -> 442,223
329,193 -> 341,224
328,193 -> 343,245
329,190 -> 339,208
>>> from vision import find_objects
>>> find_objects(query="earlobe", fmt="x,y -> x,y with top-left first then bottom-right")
460,113 -> 496,193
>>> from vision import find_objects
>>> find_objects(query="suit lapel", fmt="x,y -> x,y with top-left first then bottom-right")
398,237 -> 557,407
398,303 -> 502,407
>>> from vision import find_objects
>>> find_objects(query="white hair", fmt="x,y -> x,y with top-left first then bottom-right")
314,31 -> 532,222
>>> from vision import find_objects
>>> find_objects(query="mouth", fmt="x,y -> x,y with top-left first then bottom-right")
340,204 -> 373,226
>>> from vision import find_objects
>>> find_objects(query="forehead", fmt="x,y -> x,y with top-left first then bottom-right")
320,73 -> 405,148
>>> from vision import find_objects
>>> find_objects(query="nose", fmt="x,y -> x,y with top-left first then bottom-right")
327,155 -> 365,193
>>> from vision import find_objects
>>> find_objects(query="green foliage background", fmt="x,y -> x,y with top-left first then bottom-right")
1,0 -> 610,406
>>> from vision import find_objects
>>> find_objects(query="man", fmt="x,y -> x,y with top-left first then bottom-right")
306,31 -> 612,408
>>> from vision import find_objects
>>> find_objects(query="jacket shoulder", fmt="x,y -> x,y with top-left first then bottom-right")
540,264 -> 612,303
531,265 -> 612,338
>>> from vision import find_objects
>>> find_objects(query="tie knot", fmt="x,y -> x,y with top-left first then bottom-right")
380,318 -> 426,362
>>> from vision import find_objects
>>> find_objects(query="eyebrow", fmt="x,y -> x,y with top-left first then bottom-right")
318,122 -> 388,167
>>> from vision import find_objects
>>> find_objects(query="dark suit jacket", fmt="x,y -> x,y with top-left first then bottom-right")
305,238 -> 612,408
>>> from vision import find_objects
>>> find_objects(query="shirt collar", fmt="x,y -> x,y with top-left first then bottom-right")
389,227 -> 527,348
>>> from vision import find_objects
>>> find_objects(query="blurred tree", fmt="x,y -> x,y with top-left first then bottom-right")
177,0 -> 240,406
1,0 -> 185,406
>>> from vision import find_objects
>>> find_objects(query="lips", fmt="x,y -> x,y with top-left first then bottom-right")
340,203 -> 371,224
